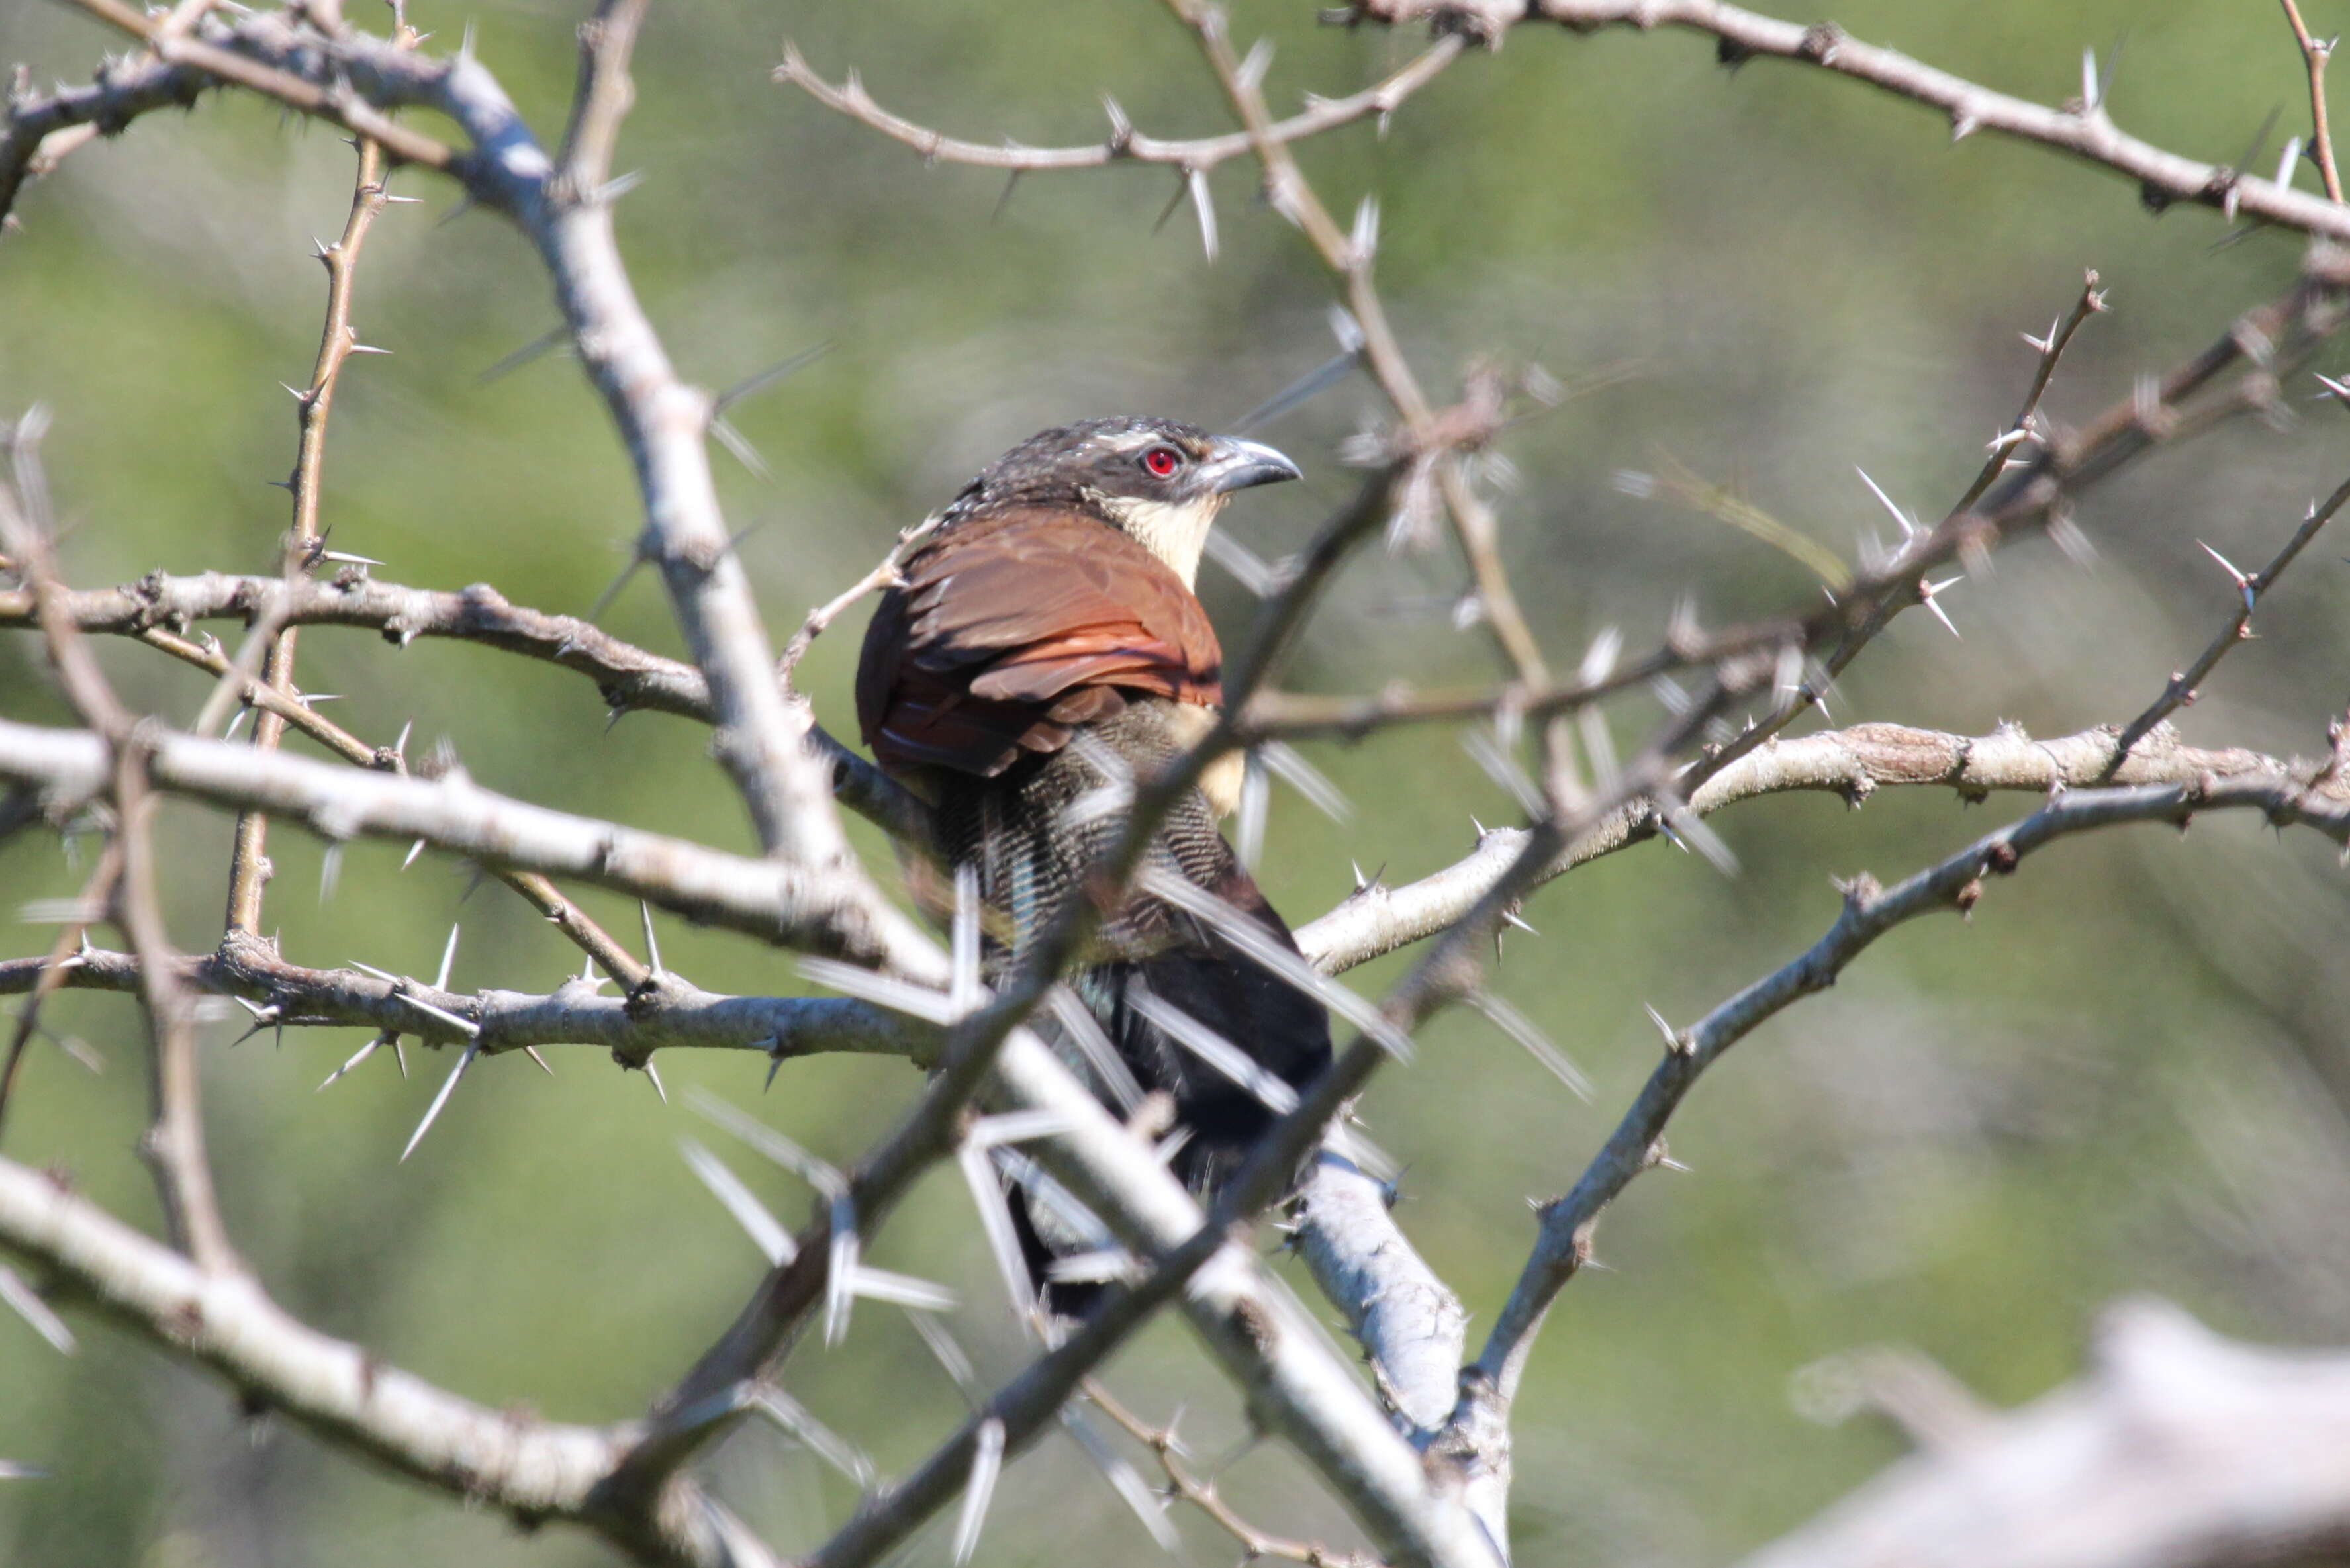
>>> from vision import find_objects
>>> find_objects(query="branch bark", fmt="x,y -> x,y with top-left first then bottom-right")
0,1154 -> 778,1568
5,719 -> 2304,1053
224,93 -> 404,937
0,715 -> 947,979
1468,756 -> 2350,1426
1742,1298 -> 2350,1568
0,569 -> 924,841
1337,0 -> 2350,240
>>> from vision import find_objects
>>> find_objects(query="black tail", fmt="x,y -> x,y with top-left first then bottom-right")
1019,909 -> 1332,1317
932,704 -> 1333,1318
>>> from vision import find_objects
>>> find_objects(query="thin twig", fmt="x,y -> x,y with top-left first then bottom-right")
119,608 -> 651,986
2282,0 -> 2345,203
1950,269 -> 2108,515
0,841 -> 122,1141
1,428 -> 236,1273
226,96 -> 403,935
1085,1379 -> 1386,1567
137,626 -> 384,764
775,512 -> 942,687
499,872 -> 651,992
2102,471 -> 2350,775
775,35 -> 1464,174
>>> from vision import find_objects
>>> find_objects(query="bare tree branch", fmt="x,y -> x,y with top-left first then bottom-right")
1742,1298 -> 2350,1568
521,0 -> 869,881
775,34 -> 1464,174
224,60 -> 407,937
57,0 -> 459,173
1467,735 -> 2350,1422
1086,1378 -> 1387,1567
0,934 -> 919,1067
0,571 -> 926,841
1335,0 -> 2350,240
1293,1154 -> 1465,1437
0,1153 -> 780,1568
1296,719 -> 2314,974
775,512 -> 941,688
7,719 -> 2302,1058
0,837 -> 118,1136
2281,0 -> 2345,205
1,50 -> 204,230
3,425 -> 236,1272
0,714 -> 948,978
1950,269 -> 2108,516
2104,471 -> 2350,776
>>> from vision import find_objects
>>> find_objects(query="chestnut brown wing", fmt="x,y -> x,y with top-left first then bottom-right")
856,506 -> 1223,778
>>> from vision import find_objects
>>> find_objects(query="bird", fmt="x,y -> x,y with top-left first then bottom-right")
855,415 -> 1331,1316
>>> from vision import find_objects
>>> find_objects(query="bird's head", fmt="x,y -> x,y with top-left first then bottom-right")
951,416 -> 1300,587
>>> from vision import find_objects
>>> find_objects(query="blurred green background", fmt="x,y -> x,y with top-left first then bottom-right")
5,1 -> 2350,1563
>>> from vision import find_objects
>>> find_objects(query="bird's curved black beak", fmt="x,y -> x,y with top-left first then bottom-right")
1202,436 -> 1301,494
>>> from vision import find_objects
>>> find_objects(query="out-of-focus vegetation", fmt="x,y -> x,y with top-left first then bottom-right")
5,2 -> 2349,1563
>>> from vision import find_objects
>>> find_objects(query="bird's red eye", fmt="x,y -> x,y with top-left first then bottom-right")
1143,446 -> 1180,477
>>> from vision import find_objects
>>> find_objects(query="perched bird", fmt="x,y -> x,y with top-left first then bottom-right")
855,416 -> 1329,1314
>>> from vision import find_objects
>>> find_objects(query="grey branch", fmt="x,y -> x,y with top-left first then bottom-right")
518,0 -> 862,876
60,0 -> 459,173
1468,759 -> 2350,1427
1741,1298 -> 2350,1568
51,0 -> 914,941
0,935 -> 923,1066
776,35 -> 1465,173
0,569 -> 923,841
987,1033 -> 1503,1568
0,715 -> 946,982
0,1154 -> 777,1568
1296,720 -> 2308,975
1339,0 -> 2350,241
5,721 -> 2298,1055
2106,472 -> 2350,773
1295,1152 -> 1466,1437
1,48 -> 205,229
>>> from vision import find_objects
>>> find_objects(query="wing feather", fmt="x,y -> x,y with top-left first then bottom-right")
857,507 -> 1223,777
